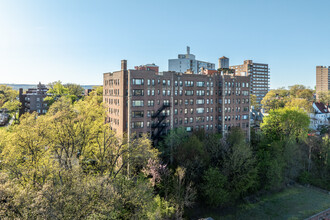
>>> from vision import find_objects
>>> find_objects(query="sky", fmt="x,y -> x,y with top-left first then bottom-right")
1,0 -> 330,89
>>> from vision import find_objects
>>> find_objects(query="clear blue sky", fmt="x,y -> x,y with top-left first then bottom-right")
1,0 -> 330,89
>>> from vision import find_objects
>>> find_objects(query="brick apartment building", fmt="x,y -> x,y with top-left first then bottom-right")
19,82 -> 49,116
103,60 -> 250,140
230,60 -> 269,104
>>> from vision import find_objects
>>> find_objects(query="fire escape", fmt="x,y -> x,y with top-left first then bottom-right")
151,102 -> 170,142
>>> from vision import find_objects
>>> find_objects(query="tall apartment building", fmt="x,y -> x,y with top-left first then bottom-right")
103,60 -> 250,140
168,47 -> 215,74
19,82 -> 49,116
316,66 -> 330,96
230,60 -> 269,104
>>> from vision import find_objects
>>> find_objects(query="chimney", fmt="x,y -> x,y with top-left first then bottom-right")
121,60 -> 127,71
187,46 -> 190,55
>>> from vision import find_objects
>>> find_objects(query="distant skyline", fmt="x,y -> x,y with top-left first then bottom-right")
1,0 -> 330,89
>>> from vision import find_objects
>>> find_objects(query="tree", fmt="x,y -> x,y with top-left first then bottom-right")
0,85 -> 18,108
261,89 -> 289,112
221,128 -> 258,200
202,167 -> 229,206
250,94 -> 258,109
261,107 -> 310,141
317,91 -> 330,104
285,98 -> 311,112
64,83 -> 84,97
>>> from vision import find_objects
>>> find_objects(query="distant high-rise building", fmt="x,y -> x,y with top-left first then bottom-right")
168,47 -> 215,74
316,66 -> 330,97
219,56 -> 229,69
230,60 -> 269,104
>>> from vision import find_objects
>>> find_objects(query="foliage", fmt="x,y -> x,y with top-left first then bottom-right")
0,95 -> 176,219
317,91 -> 330,104
261,107 -> 310,141
45,81 -> 84,105
261,85 -> 314,112
202,167 -> 229,206
0,85 -> 18,108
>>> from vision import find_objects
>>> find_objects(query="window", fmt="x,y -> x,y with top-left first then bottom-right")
196,90 -> 205,96
185,90 -> 194,96
132,121 -> 144,128
196,81 -> 205,87
167,80 -> 171,86
196,99 -> 204,104
132,79 -> 144,85
147,79 -> 150,85
132,100 -> 144,107
185,81 -> 194,87
196,108 -> 204,114
132,89 -> 144,96
132,111 -> 144,118
148,100 -> 154,106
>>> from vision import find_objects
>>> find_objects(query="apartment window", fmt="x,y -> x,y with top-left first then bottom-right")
152,80 -> 155,86
185,108 -> 188,114
152,90 -> 155,95
175,81 -> 178,86
167,90 -> 171,96
132,121 -> 144,128
196,90 -> 205,96
196,108 -> 204,114
196,99 -> 204,105
147,90 -> 151,96
167,80 -> 171,86
185,81 -> 194,87
185,99 -> 189,105
185,90 -> 194,96
163,90 -> 166,96
132,89 -> 144,96
243,114 -> 248,120
132,79 -> 144,85
190,99 -> 194,105
190,108 -> 194,114
175,90 -> 178,96
190,117 -> 193,123
148,100 -> 154,106
163,80 -> 166,85
163,100 -> 170,106
174,109 -> 178,115
147,79 -> 150,85
132,100 -> 144,107
132,111 -> 144,118
196,81 -> 205,87
184,117 -> 188,124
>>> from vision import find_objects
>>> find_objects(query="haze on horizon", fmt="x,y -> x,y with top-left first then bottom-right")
1,0 -> 330,89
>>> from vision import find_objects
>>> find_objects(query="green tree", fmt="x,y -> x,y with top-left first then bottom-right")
202,167 -> 229,206
261,107 -> 310,141
222,128 -> 258,200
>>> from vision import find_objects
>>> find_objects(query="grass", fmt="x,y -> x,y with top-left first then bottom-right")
189,185 -> 330,220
